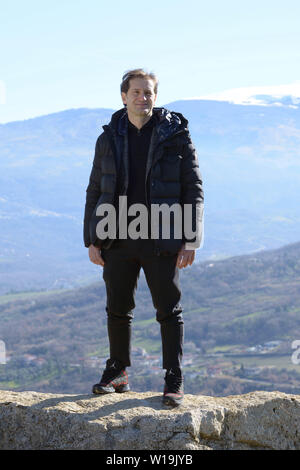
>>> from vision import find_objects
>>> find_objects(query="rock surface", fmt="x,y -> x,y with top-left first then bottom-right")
0,389 -> 300,450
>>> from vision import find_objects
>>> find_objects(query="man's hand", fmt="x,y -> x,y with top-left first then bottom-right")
176,246 -> 195,269
88,245 -> 105,266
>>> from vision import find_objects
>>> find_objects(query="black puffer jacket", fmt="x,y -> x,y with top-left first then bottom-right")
83,107 -> 204,254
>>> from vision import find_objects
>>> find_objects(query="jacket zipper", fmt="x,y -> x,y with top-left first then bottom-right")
145,128 -> 186,255
103,126 -> 186,252
102,126 -> 123,249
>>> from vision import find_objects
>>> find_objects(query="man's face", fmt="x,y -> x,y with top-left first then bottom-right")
121,77 -> 157,117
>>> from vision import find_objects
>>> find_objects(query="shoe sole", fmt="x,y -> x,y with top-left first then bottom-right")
115,384 -> 130,393
162,396 -> 183,407
92,383 -> 130,395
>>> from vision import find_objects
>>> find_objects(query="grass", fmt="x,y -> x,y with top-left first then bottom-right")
0,381 -> 19,389
209,344 -> 241,353
0,288 -> 70,306
132,337 -> 161,354
135,317 -> 156,327
228,354 -> 298,371
86,347 -> 109,358
229,310 -> 267,323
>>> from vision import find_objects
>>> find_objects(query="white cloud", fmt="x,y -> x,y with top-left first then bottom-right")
0,80 -> 6,104
234,146 -> 254,156
28,208 -> 78,220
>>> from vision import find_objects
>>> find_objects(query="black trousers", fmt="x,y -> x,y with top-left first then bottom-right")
101,238 -> 184,370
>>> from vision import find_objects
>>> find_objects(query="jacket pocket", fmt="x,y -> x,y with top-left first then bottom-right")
160,154 -> 182,182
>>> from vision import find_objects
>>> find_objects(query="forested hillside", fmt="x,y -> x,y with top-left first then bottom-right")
1,240 -> 300,396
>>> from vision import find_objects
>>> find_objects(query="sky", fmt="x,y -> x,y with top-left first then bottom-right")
1,0 -> 300,123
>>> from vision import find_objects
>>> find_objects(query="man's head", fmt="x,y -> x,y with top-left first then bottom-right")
120,68 -> 158,118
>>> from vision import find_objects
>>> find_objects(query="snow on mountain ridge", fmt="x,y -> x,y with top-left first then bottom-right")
183,82 -> 300,107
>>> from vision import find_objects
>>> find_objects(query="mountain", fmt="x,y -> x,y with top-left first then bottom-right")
190,82 -> 300,107
1,240 -> 300,396
0,98 -> 300,293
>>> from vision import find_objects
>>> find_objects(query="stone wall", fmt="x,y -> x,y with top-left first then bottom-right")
1,389 -> 300,450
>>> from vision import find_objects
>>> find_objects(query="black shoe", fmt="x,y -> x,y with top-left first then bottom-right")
92,358 -> 130,395
162,367 -> 184,407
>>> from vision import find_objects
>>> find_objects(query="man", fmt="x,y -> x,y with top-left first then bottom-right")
83,69 -> 204,407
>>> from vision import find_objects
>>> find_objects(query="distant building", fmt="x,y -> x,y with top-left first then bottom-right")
264,340 -> 282,348
132,347 -> 147,357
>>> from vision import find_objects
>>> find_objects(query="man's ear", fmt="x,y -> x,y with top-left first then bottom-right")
121,92 -> 127,106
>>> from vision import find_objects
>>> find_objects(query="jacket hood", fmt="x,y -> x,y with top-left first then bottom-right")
104,107 -> 189,141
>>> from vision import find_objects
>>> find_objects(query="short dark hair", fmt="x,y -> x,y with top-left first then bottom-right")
120,68 -> 159,95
